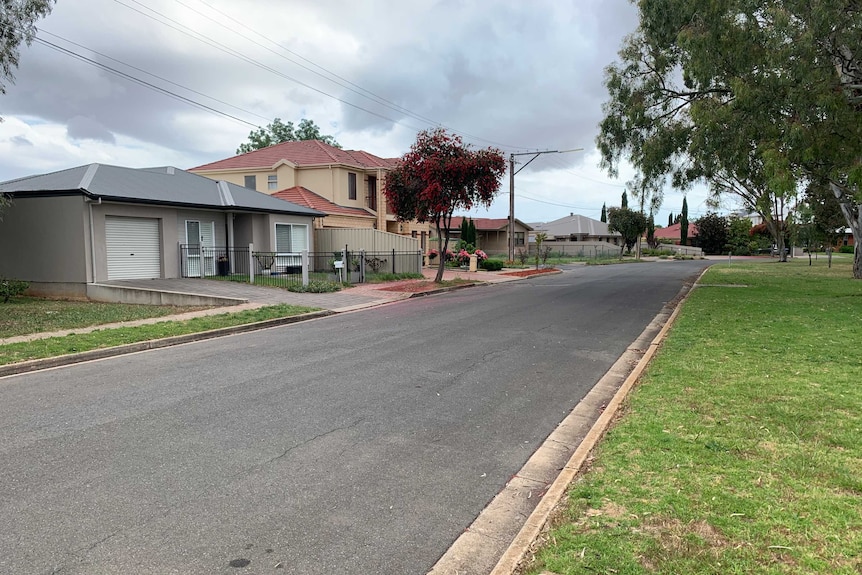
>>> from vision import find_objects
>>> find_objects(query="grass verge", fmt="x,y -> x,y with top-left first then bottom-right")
0,304 -> 318,366
0,297 -> 211,339
527,258 -> 862,575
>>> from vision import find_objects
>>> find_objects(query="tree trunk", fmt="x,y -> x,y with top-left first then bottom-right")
830,181 -> 862,279
435,222 -> 449,283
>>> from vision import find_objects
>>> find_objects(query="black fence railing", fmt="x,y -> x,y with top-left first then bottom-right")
179,245 -> 422,287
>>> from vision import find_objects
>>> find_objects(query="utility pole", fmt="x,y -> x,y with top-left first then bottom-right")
508,148 -> 583,262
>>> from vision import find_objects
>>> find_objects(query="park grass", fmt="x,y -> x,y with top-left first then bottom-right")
0,304 -> 318,366
0,298 -> 212,338
527,258 -> 862,575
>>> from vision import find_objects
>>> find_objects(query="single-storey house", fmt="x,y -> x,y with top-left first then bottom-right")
529,213 -> 620,244
0,163 -> 323,299
654,222 -> 700,245
443,216 -> 533,255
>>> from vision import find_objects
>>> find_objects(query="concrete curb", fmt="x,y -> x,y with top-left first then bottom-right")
0,310 -> 334,378
484,267 -> 709,575
427,268 -> 708,575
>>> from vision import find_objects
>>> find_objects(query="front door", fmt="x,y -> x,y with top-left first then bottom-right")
185,220 -> 215,277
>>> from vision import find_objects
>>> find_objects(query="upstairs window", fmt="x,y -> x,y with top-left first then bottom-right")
267,175 -> 278,190
244,175 -> 256,190
348,172 -> 357,200
367,176 -> 377,211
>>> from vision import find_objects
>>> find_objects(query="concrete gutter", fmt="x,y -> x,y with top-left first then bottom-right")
0,311 -> 333,378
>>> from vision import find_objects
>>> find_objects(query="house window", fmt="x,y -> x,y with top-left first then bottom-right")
267,175 -> 278,190
275,223 -> 308,252
244,175 -> 256,190
366,176 -> 377,211
514,232 -> 525,246
348,172 -> 357,200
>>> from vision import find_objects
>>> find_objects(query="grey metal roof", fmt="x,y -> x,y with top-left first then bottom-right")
530,213 -> 620,238
0,163 -> 324,217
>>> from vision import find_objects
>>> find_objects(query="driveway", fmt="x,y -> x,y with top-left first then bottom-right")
103,268 -> 520,312
103,277 -> 412,311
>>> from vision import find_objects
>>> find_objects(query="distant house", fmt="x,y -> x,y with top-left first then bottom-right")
0,164 -> 322,299
530,213 -> 620,244
654,222 -> 699,245
440,217 -> 533,255
189,140 -> 430,240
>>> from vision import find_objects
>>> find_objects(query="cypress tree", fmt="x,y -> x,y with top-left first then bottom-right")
680,197 -> 689,246
600,203 -> 607,223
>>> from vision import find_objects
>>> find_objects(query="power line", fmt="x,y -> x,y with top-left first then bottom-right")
543,155 -> 627,188
181,0 -> 531,150
179,0 -> 441,126
110,0 -> 530,150
39,30 -> 272,124
32,36 -> 260,128
109,0 -> 429,133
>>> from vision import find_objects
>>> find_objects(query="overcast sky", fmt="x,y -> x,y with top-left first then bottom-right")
0,0 -> 719,224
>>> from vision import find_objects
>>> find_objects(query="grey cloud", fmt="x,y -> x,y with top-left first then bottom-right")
66,115 -> 116,143
11,135 -> 33,146
2,0 -> 639,182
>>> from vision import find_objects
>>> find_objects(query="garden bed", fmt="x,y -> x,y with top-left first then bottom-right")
501,268 -> 559,277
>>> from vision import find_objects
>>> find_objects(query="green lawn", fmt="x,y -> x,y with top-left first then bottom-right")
528,258 -> 862,575
0,301 -> 319,366
0,298 -> 210,338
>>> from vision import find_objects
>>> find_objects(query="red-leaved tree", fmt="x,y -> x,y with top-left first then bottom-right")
384,128 -> 506,282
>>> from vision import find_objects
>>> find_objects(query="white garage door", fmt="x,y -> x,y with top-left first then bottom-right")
105,216 -> 161,280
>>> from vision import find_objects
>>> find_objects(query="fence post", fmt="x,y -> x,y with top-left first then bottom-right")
302,250 -> 309,286
417,250 -> 422,274
392,248 -> 396,274
360,249 -> 366,284
342,247 -> 348,283
248,243 -> 254,285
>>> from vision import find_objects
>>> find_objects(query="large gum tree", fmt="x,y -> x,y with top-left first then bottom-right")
383,128 -> 506,282
598,0 -> 862,276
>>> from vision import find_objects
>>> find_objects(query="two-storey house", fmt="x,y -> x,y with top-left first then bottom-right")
189,140 -> 430,242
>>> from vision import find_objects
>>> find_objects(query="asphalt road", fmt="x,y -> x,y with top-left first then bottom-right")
0,261 -> 710,575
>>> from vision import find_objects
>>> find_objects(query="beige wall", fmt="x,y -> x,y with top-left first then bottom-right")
321,214 -> 375,229
0,195 -> 89,283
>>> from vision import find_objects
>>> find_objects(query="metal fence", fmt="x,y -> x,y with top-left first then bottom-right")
179,244 -> 422,287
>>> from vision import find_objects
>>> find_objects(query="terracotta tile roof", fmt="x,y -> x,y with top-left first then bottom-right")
449,216 -> 530,230
272,186 -> 374,218
654,222 -> 699,239
190,140 -> 397,171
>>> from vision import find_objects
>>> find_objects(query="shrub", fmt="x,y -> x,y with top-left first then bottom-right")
481,259 -> 504,271
286,280 -> 341,293
1,278 -> 29,303
839,245 -> 854,254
